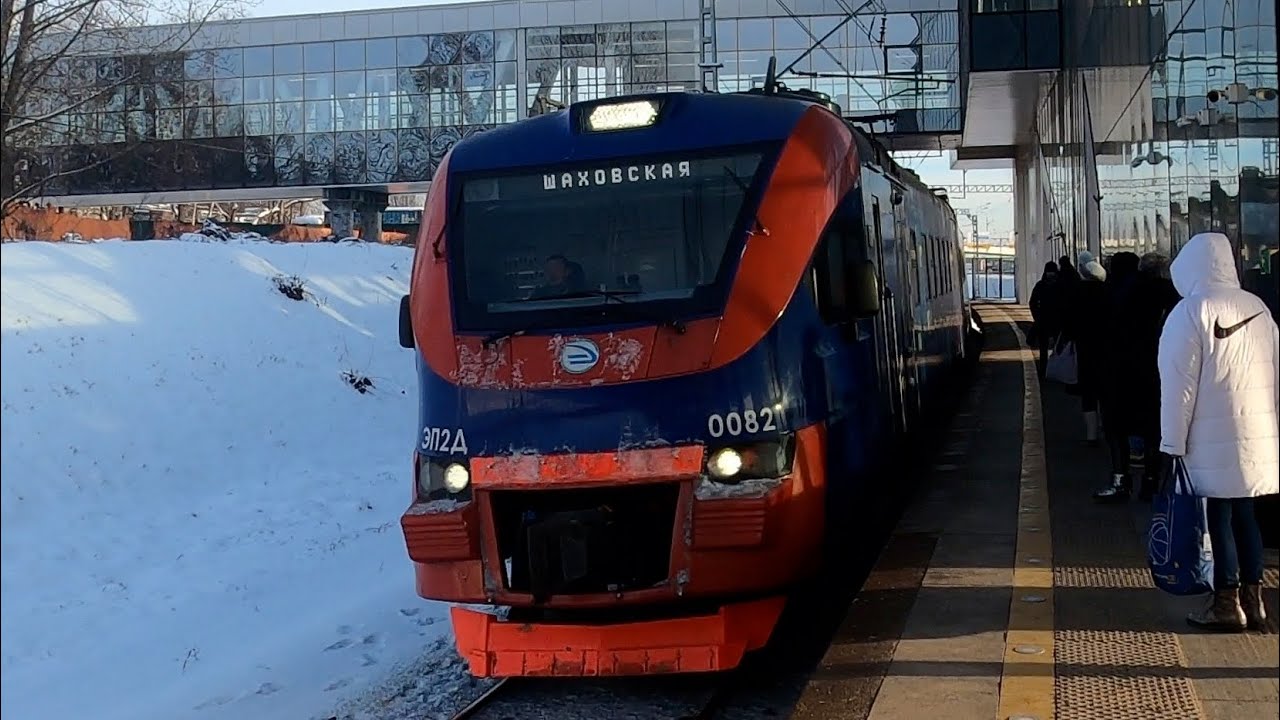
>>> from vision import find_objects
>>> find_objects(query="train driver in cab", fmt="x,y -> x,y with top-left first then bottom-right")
531,254 -> 587,299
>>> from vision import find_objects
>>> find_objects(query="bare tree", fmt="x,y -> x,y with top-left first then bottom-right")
1,0 -> 252,217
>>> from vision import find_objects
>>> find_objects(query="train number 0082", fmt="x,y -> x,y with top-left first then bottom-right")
707,407 -> 777,438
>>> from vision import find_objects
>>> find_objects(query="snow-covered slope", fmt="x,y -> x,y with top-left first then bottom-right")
1,239 -> 457,720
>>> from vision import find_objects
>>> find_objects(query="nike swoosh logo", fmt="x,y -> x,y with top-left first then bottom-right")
1214,312 -> 1264,339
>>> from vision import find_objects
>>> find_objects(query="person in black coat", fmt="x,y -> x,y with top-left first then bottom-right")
1029,261 -> 1060,378
1092,251 -> 1143,500
1060,258 -> 1109,444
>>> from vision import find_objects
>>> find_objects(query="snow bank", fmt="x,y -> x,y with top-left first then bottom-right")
1,239 -> 455,720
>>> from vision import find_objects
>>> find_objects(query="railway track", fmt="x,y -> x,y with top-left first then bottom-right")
445,672 -> 737,720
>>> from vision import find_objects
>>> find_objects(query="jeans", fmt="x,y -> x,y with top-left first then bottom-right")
1206,496 -> 1265,589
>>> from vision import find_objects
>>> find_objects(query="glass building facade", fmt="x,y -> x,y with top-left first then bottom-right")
9,0 -> 963,199
1029,0 -> 1278,311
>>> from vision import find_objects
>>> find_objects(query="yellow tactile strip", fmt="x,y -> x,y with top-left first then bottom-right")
992,307 -> 1056,720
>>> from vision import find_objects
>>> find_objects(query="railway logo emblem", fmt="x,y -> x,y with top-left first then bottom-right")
560,339 -> 600,374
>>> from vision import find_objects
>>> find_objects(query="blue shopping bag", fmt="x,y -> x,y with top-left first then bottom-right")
1146,458 -> 1214,596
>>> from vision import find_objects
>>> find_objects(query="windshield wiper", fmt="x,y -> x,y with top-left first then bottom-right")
543,289 -> 641,303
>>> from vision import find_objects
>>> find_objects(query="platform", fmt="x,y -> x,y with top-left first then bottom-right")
790,305 -> 1280,720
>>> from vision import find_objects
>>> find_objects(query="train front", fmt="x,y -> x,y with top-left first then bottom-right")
399,93 -> 859,678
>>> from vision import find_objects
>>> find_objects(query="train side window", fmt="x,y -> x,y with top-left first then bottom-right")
946,242 -> 953,293
933,237 -> 941,298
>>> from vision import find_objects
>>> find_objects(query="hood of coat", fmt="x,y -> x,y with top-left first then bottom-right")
1081,260 -> 1107,282
1170,232 -> 1239,297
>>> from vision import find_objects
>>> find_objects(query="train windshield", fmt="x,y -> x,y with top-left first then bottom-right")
451,149 -> 768,330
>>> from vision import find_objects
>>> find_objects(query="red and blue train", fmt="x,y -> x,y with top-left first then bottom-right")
398,72 -> 971,678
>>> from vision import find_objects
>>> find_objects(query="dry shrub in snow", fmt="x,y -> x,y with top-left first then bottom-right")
272,274 -> 306,301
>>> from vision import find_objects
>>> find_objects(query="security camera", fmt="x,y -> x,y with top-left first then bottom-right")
1206,89 -> 1222,103
1130,156 -> 1144,169
1197,107 -> 1220,126
1256,87 -> 1278,102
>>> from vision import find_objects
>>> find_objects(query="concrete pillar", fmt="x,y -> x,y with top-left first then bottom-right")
359,204 -> 383,242
328,200 -> 355,239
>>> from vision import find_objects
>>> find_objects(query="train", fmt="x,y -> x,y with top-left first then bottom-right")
397,66 -> 974,678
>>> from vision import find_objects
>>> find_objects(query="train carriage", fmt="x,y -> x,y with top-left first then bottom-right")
397,77 -> 969,678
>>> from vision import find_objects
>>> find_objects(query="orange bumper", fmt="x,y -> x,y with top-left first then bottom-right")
451,596 -> 786,677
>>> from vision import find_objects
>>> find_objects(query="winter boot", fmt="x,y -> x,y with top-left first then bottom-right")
1084,411 -> 1100,446
1093,473 -> 1130,503
1241,583 -> 1268,631
1186,588 -> 1248,632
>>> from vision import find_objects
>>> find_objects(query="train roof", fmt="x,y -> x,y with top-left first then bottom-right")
448,91 -> 813,174
448,88 -> 955,220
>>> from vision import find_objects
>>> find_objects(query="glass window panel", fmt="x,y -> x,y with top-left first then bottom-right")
666,21 -> 698,53
155,82 -> 183,108
213,48 -> 242,78
631,22 -> 666,54
496,61 -> 517,88
717,20 -> 736,51
495,30 -> 518,62
304,42 -> 334,73
186,80 -> 213,106
185,107 -> 212,138
335,98 -> 365,131
560,25 -> 597,58
275,75 -> 303,101
811,45 -> 849,73
305,73 -> 334,100
922,44 -> 957,73
738,19 -> 772,51
399,96 -> 430,128
666,53 -> 698,83
274,100 -> 305,134
774,17 -> 811,50
736,51 -> 775,82
335,40 -> 365,72
367,68 -> 398,96
244,103 -> 271,135
599,23 -> 631,55
306,99 -> 334,132
215,106 -> 244,136
886,46 -> 921,74
526,27 -> 561,59
398,36 -> 431,66
366,38 -> 397,68
335,71 -> 366,97
274,45 -> 304,75
367,95 -> 396,129
157,108 -> 183,139
184,51 -> 214,79
214,78 -> 243,105
244,76 -> 273,103
243,47 -> 273,74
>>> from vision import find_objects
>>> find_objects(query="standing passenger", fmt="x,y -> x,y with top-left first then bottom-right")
1158,232 -> 1280,632
1029,261 -> 1060,379
1061,259 -> 1108,445
1093,252 -> 1142,501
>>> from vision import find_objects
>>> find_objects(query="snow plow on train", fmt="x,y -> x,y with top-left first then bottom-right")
397,70 -> 968,678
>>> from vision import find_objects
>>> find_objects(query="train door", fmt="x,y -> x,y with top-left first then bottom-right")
868,195 -> 908,434
891,192 -> 921,422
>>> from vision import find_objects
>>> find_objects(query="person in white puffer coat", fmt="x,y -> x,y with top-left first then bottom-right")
1158,231 -> 1280,632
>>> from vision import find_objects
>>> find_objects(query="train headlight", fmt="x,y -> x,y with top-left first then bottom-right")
442,463 -> 471,493
707,448 -> 744,479
416,454 -> 473,503
703,436 -> 796,483
586,100 -> 660,131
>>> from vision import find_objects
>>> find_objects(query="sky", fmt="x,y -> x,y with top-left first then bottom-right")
241,0 -> 1017,238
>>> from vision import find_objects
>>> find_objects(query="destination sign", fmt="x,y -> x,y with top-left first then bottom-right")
542,161 -> 692,191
